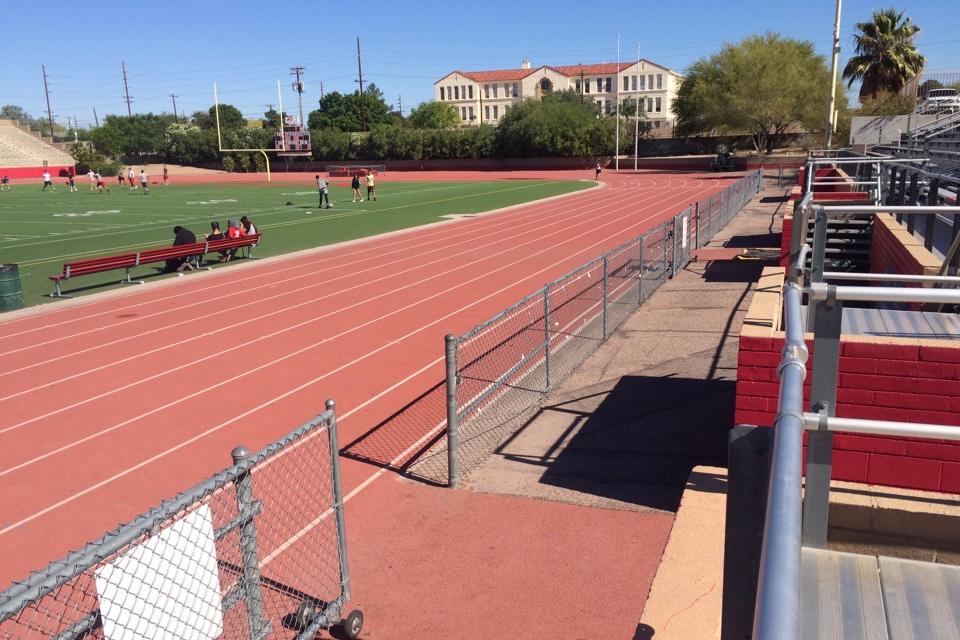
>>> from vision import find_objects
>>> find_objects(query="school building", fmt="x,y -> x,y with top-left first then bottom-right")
434,59 -> 683,135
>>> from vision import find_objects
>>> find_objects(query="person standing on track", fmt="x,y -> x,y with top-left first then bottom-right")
316,174 -> 332,208
163,165 -> 169,186
595,163 -> 602,181
365,171 -> 376,201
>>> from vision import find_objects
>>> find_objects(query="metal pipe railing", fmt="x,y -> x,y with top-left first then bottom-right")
807,282 -> 960,305
822,271 -> 960,284
803,414 -> 960,441
753,281 -> 807,640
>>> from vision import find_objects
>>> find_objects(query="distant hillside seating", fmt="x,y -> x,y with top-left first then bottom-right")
0,120 -> 75,178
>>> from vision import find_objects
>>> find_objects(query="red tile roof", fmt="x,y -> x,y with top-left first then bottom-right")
436,60 -> 678,85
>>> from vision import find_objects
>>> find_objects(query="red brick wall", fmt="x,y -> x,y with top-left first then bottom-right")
736,327 -> 960,493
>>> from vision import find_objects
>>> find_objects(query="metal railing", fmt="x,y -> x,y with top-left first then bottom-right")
431,170 -> 763,487
753,243 -> 960,640
0,399 -> 363,640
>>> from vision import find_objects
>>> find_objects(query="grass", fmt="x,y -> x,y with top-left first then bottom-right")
0,178 -> 592,306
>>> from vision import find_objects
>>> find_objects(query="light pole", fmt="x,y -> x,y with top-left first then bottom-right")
824,0 -> 842,149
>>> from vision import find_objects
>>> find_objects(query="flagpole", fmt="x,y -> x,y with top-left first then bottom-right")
634,43 -> 640,171
615,34 -> 620,171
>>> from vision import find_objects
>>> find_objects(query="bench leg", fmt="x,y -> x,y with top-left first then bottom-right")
194,255 -> 212,271
49,280 -> 74,298
120,268 -> 144,285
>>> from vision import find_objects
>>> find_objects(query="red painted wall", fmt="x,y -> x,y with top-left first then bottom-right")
736,335 -> 960,493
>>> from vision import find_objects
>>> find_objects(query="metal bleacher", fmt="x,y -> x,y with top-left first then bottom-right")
0,120 -> 74,169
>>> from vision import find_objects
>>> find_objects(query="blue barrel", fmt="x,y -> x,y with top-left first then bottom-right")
0,264 -> 24,312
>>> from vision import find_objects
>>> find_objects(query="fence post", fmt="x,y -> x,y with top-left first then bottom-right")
324,399 -> 353,601
638,237 -> 645,305
231,445 -> 268,640
445,334 -> 459,488
602,255 -> 609,339
694,201 -> 701,249
544,285 -> 552,390
669,217 -> 678,278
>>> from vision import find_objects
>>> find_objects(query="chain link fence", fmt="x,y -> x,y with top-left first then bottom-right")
0,399 -> 363,640
414,169 -> 763,487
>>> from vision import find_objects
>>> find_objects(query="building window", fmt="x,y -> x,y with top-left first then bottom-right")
597,100 -> 603,111
585,79 -> 591,93
575,79 -> 581,92
493,105 -> 499,119
639,76 -> 645,91
655,120 -> 661,128
493,84 -> 498,98
623,76 -> 629,91
513,83 -> 518,96
647,97 -> 653,112
484,84 -> 490,98
655,97 -> 661,112
469,106 -> 474,120
454,86 -> 459,100
504,83 -> 510,97
648,74 -> 654,90
461,107 -> 467,120
469,85 -> 474,99
485,105 -> 490,120
440,87 -> 445,101
605,77 -> 612,92
632,75 -> 637,91
605,100 -> 612,114
657,74 -> 662,89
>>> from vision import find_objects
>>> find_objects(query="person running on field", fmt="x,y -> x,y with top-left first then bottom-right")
1,176 -> 9,191
94,171 -> 110,194
68,174 -> 78,192
163,165 -> 169,186
365,171 -> 376,201
351,173 -> 363,202
316,175 -> 332,208
88,169 -> 96,190
128,167 -> 136,189
139,170 -> 149,194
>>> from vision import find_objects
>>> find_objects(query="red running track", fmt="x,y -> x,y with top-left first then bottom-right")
0,169 -> 734,594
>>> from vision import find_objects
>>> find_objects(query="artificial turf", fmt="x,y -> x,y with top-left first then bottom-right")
0,179 -> 592,305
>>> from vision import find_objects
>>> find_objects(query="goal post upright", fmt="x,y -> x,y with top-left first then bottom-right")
213,81 -> 298,182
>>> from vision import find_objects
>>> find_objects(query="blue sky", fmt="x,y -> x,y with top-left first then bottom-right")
2,0 -> 957,129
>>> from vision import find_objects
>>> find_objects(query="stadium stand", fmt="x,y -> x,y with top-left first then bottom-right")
0,120 -> 75,178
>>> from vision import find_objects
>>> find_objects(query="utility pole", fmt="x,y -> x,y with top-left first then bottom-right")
42,64 -> 55,139
290,66 -> 306,127
122,61 -> 133,116
93,108 -> 99,128
73,114 -> 79,142
824,0 -> 842,150
356,37 -> 367,132
398,95 -> 402,117
170,94 -> 179,122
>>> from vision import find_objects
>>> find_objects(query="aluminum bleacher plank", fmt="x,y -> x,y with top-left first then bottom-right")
878,556 -> 960,640
801,548 -> 888,640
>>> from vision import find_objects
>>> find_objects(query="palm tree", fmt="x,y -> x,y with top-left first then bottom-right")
842,8 -> 925,101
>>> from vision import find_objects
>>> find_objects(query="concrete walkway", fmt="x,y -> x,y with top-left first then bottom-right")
461,174 -> 791,639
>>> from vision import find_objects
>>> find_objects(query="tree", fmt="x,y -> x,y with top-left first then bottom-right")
495,97 -> 610,157
408,101 -> 460,129
673,32 -> 840,154
209,104 -> 245,130
90,113 -> 176,156
308,90 -> 395,132
853,92 -> 915,116
842,8 -> 925,101
261,108 -> 282,132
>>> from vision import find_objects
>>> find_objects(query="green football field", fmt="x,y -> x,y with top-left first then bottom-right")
0,179 -> 592,305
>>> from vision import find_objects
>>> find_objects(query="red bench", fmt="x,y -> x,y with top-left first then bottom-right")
49,233 -> 261,298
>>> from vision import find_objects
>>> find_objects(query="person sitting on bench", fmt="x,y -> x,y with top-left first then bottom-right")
164,226 -> 197,273
221,218 -> 246,263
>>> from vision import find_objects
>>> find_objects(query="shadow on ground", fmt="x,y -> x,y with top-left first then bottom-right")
498,374 -> 733,513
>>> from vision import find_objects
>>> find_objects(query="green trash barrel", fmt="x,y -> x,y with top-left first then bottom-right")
0,264 -> 24,312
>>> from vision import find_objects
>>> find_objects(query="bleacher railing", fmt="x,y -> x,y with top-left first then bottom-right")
0,399 -> 364,640
431,170 -> 762,487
